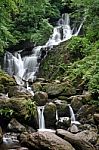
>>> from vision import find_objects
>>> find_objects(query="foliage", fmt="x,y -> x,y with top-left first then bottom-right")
25,99 -> 36,120
0,0 -> 68,54
0,108 -> 14,118
67,37 -> 91,61
71,0 -> 99,42
65,41 -> 99,93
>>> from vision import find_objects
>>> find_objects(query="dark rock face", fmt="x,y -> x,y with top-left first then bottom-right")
57,129 -> 96,150
19,131 -> 75,150
6,40 -> 35,57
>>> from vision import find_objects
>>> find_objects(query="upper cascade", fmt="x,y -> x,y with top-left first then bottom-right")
4,13 -> 83,85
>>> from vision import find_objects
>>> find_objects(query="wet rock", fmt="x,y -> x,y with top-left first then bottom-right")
7,118 -> 26,133
34,91 -> 48,106
44,102 -> 57,128
57,129 -> 95,150
0,127 -> 3,144
19,131 -> 75,150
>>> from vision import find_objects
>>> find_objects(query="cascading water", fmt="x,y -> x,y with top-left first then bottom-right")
68,105 -> 76,123
37,106 -> 45,129
4,13 -> 84,91
68,105 -> 80,125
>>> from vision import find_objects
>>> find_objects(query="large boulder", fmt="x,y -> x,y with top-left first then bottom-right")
0,97 -> 38,128
33,91 -> 48,106
57,129 -> 96,150
19,131 -> 75,150
44,102 -> 57,128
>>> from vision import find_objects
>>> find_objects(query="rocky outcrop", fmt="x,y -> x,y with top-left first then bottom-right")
19,131 -> 75,150
33,91 -> 48,106
57,129 -> 96,150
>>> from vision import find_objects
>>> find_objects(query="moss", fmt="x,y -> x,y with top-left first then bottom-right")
0,70 -> 16,93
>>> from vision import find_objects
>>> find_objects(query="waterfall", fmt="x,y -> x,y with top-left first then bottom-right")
37,106 -> 45,129
68,105 -> 80,125
68,105 -> 76,122
4,13 -> 83,86
56,110 -> 58,121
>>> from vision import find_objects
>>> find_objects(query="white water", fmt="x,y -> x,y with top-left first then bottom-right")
68,105 -> 80,125
37,106 -> 45,129
68,105 -> 76,122
4,13 -> 83,91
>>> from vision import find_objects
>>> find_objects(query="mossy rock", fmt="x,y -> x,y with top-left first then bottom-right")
32,82 -> 42,92
43,82 -> 76,97
0,70 -> 16,93
0,97 -> 37,128
44,103 -> 57,128
33,91 -> 48,106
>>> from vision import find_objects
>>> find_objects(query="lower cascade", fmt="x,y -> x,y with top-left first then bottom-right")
68,105 -> 80,125
37,106 -> 45,129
